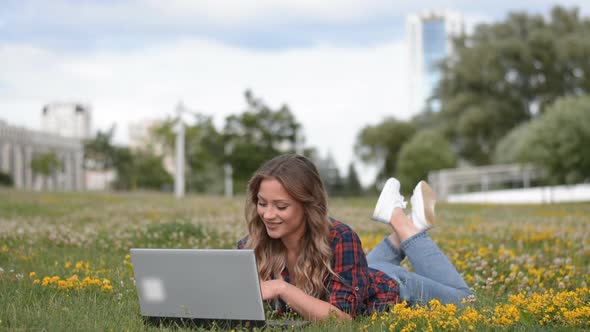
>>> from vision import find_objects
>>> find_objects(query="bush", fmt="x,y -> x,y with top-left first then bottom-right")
494,95 -> 590,184
0,171 -> 12,187
396,129 -> 457,193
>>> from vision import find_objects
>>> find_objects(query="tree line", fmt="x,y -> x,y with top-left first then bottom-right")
9,6 -> 588,194
83,90 -> 363,196
355,6 -> 590,192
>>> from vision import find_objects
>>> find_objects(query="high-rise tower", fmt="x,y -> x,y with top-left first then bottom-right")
407,10 -> 464,114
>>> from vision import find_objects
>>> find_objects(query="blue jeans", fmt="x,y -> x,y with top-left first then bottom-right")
367,232 -> 472,306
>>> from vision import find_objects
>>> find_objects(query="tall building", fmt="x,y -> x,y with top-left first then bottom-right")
407,10 -> 464,114
41,102 -> 92,139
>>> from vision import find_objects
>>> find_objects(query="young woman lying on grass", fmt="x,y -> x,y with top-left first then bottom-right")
238,154 -> 471,321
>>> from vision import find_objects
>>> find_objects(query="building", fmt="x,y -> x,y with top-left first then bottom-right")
0,119 -> 85,191
407,10 -> 464,114
41,102 -> 92,139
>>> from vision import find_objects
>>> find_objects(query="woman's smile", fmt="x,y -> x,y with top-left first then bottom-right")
257,178 -> 305,242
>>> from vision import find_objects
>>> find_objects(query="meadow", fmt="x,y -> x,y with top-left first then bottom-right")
0,189 -> 589,331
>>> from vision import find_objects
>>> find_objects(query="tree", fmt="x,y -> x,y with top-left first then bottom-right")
314,152 -> 344,196
344,163 -> 363,196
354,118 -> 417,183
437,6 -> 590,164
494,95 -> 590,184
83,125 -> 117,170
30,151 -> 63,190
111,147 -> 173,191
396,130 -> 457,194
224,90 -> 303,192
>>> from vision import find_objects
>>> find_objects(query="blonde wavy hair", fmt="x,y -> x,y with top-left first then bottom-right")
244,154 -> 335,299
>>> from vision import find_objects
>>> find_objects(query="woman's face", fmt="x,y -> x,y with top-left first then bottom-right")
256,178 -> 306,243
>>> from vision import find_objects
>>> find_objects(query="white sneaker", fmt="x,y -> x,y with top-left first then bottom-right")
372,178 -> 407,224
410,181 -> 437,230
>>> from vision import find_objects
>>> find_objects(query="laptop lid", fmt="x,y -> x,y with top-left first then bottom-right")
130,248 -> 266,324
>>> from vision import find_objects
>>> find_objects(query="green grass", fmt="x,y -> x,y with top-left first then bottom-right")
1,189 -> 589,331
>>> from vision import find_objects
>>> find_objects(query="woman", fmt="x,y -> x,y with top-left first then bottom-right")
237,154 -> 471,321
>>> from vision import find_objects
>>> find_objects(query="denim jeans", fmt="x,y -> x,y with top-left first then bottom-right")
367,232 -> 472,306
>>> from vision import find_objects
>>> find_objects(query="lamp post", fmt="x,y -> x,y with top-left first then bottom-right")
174,102 -> 185,199
224,142 -> 234,198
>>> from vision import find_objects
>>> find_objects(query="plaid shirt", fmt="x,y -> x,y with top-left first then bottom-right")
237,219 -> 399,317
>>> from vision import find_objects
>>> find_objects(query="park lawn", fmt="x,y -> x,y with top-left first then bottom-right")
0,189 -> 589,331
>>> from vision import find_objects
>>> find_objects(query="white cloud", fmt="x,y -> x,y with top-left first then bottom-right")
0,38 -> 409,185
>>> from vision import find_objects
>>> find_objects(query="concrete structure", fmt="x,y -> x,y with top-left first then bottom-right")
42,102 -> 92,139
407,10 -> 463,114
447,184 -> 590,204
428,164 -> 544,201
0,120 -> 85,191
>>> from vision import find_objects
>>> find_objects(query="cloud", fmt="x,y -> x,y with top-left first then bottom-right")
0,38 -> 408,184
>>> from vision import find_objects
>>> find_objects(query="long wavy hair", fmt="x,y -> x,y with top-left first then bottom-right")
244,154 -> 334,299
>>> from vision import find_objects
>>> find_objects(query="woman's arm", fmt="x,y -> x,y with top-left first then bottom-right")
261,279 -> 351,322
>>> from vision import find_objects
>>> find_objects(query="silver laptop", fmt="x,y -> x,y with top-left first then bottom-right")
130,248 -> 308,329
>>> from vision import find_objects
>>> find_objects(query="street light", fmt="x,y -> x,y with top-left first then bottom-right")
173,101 -> 199,199
174,102 -> 185,198
224,142 -> 234,198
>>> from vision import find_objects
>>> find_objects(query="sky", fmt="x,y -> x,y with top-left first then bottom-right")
1,0 -> 588,186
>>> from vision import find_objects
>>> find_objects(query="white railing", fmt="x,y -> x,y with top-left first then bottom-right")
428,164 -> 545,200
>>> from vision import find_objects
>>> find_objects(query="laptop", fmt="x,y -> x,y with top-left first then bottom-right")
130,248 -> 309,329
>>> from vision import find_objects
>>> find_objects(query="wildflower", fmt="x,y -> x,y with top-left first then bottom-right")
29,272 -> 36,278
492,304 -> 520,326
101,284 -> 113,292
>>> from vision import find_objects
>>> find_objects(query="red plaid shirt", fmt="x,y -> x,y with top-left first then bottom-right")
237,219 -> 399,317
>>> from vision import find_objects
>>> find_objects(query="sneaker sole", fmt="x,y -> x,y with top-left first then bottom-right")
419,181 -> 437,227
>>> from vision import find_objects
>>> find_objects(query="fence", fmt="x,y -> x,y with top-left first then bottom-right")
428,164 -> 545,201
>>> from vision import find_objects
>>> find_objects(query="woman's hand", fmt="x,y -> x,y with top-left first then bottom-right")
260,279 -> 286,300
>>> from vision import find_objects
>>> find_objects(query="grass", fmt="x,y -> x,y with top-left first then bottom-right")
0,189 -> 589,331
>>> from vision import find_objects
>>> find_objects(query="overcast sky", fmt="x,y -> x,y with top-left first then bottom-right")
1,0 -> 587,185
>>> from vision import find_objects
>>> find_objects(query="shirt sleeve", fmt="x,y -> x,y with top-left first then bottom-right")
237,236 -> 248,249
327,228 -> 369,317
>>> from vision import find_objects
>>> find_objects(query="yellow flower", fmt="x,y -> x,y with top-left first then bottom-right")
29,272 -> 36,278
64,262 -> 72,269
492,304 -> 520,326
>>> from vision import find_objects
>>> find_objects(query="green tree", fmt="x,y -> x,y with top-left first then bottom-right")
83,125 -> 116,170
315,152 -> 344,196
30,151 -> 63,190
224,90 -> 303,192
354,118 -> 417,183
437,6 -> 590,164
344,163 -> 363,196
111,147 -> 173,191
396,130 -> 457,193
495,95 -> 590,184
